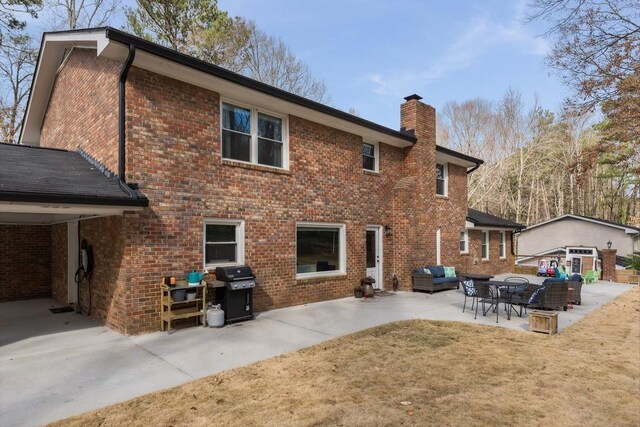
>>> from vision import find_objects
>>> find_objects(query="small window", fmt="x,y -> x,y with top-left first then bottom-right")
296,223 -> 346,278
221,101 -> 287,169
204,219 -> 244,268
460,230 -> 468,253
499,231 -> 506,258
362,141 -> 378,172
436,163 -> 448,196
481,230 -> 489,260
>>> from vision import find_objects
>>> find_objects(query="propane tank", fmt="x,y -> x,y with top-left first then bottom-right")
207,304 -> 225,327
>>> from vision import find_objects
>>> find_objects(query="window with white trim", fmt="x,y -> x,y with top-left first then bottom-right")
296,222 -> 346,278
460,230 -> 468,253
362,141 -> 379,172
221,101 -> 288,168
499,231 -> 506,258
481,230 -> 489,260
436,163 -> 448,196
204,219 -> 245,268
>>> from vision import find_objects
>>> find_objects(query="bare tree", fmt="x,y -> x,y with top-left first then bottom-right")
0,0 -> 41,47
0,33 -> 36,143
528,0 -> 640,111
45,0 -> 119,29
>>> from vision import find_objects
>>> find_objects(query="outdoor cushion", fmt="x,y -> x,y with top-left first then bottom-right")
427,266 -> 445,278
432,276 -> 458,285
569,273 -> 583,282
462,280 -> 476,296
528,285 -> 546,305
444,266 -> 456,278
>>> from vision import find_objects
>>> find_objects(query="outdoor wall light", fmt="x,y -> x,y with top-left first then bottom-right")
384,225 -> 392,236
607,240 -> 612,249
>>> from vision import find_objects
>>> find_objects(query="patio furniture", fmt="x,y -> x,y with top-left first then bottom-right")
567,273 -> 583,305
529,310 -> 558,335
461,279 -> 478,313
530,278 -> 569,311
459,273 -> 494,282
473,281 -> 498,321
504,282 -> 542,317
412,266 -> 459,294
584,270 -> 598,284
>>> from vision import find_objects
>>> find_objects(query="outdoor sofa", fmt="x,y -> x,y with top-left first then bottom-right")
412,265 -> 460,294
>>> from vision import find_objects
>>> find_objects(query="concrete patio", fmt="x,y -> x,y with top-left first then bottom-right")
0,274 -> 635,426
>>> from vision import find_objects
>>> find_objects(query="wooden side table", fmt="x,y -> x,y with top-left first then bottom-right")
529,310 -> 558,335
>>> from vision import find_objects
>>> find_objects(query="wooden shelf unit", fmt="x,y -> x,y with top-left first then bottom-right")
161,282 -> 207,332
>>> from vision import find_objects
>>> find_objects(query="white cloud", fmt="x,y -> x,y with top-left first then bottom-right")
366,7 -> 549,96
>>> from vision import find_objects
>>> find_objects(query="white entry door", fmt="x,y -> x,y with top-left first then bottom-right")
67,221 -> 79,304
366,226 -> 383,289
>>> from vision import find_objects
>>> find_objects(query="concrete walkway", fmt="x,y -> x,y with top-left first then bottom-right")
0,275 -> 634,426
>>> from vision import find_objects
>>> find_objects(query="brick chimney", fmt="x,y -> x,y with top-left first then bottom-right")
392,94 -> 439,288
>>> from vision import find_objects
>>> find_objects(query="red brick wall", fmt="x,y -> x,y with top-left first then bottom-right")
76,217 -> 128,331
38,49 -> 509,334
0,225 -> 51,301
51,223 -> 67,303
121,67 -> 406,333
464,229 -> 515,275
40,48 -> 120,172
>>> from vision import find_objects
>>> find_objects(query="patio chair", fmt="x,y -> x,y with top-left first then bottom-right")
584,270 -> 597,284
567,274 -> 583,305
461,279 -> 478,313
474,282 -> 498,321
530,279 -> 569,311
507,283 -> 542,317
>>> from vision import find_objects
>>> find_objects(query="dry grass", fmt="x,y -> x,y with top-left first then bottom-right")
52,287 -> 640,427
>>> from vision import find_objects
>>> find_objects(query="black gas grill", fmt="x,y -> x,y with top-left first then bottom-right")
214,266 -> 256,324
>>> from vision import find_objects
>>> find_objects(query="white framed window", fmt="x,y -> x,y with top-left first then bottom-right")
220,100 -> 289,169
362,141 -> 379,172
296,222 -> 346,279
436,163 -> 448,196
203,219 -> 245,268
460,230 -> 468,253
481,230 -> 489,260
499,231 -> 506,259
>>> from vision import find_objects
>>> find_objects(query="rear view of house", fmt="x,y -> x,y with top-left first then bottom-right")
1,27 -> 519,334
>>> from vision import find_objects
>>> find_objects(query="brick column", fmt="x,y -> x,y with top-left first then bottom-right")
601,249 -> 617,281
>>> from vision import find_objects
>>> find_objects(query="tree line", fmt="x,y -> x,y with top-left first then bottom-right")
0,0 -> 329,144
439,0 -> 639,228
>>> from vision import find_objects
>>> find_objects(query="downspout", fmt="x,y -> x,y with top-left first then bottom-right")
466,162 -> 481,175
119,44 -> 136,183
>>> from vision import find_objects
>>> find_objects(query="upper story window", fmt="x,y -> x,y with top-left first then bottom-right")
204,219 -> 245,268
481,230 -> 489,260
362,141 -> 379,172
221,101 -> 288,169
436,163 -> 448,196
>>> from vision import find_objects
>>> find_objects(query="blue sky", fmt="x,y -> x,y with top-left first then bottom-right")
219,0 -> 568,129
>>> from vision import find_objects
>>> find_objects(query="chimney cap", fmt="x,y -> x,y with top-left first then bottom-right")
404,94 -> 423,102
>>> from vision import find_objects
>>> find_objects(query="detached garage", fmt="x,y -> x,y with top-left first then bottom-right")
0,143 -> 147,318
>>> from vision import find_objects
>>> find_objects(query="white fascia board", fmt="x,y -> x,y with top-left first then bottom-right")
0,201 -> 143,215
465,220 -> 475,228
436,151 -> 477,168
19,29 -> 110,146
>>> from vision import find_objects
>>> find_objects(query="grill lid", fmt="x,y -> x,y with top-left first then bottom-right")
215,265 -> 254,282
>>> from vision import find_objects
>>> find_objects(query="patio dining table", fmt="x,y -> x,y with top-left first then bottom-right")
478,281 -> 526,323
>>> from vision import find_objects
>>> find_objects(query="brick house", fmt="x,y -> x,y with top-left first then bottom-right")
1,28 -> 519,334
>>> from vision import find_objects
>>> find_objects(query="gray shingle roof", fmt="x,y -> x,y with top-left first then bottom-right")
0,143 -> 147,207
